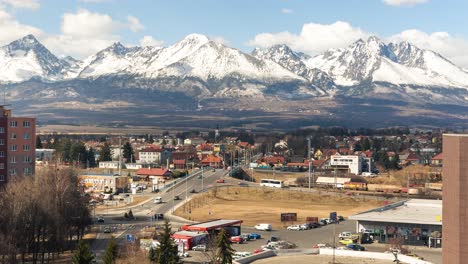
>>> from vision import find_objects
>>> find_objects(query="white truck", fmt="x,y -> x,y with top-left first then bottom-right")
254,223 -> 272,231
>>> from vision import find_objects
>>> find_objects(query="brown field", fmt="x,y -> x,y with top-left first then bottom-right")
174,187 -> 385,228
250,170 -> 305,186
253,255 -> 395,264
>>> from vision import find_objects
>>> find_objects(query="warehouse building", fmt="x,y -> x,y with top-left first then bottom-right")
349,199 -> 442,247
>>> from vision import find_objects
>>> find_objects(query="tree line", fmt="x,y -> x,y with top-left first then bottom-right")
0,167 -> 92,263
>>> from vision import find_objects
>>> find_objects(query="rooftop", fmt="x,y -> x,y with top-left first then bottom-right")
182,219 -> 243,231
349,199 -> 442,226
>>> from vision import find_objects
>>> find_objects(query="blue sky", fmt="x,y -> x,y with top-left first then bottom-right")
1,0 -> 468,67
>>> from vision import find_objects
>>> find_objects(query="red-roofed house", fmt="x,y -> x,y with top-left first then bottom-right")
238,142 -> 250,149
403,152 -> 420,166
173,159 -> 186,170
201,155 -> 223,168
431,153 -> 443,166
136,168 -> 173,181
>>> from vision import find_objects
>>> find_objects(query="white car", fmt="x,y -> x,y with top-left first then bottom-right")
191,244 -> 206,252
154,197 -> 162,204
287,225 -> 303,231
339,232 -> 353,239
254,223 -> 272,231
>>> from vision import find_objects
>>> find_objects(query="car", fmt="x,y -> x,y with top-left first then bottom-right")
346,244 -> 365,251
299,223 -> 310,230
338,215 -> 345,221
178,252 -> 189,258
248,233 -> 261,240
216,179 -> 225,183
174,195 -> 180,200
238,181 -> 248,186
339,232 -> 353,239
154,213 -> 164,220
124,193 -> 130,197
97,217 -> 105,223
339,239 -> 356,245
197,175 -> 202,179
270,236 -> 280,242
191,244 -> 206,252
254,223 -> 272,231
103,227 -> 111,233
230,236 -> 243,244
240,234 -> 251,241
309,222 -> 321,228
253,248 -> 264,254
189,189 -> 197,193
287,225 -> 303,231
154,197 -> 162,204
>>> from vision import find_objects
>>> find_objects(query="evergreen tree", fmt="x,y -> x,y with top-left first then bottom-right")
123,142 -> 135,163
36,135 -> 43,149
156,220 -> 179,264
103,236 -> 118,264
148,247 -> 157,263
161,139 -> 167,146
128,209 -> 134,219
100,143 -> 112,162
72,240 -> 95,264
59,139 -> 72,162
70,141 -> 87,165
216,228 -> 234,264
87,147 -> 97,168
148,135 -> 154,144
362,137 -> 371,151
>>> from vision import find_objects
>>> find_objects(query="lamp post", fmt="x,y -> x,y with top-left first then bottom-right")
201,166 -> 204,191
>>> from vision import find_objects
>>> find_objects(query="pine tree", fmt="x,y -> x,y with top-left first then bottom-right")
123,142 -> 135,163
100,143 -> 112,162
72,240 -> 95,264
102,236 -> 118,264
216,229 -> 234,264
148,247 -> 157,263
148,135 -> 154,144
156,220 -> 179,264
87,147 -> 97,168
128,209 -> 134,219
36,135 -> 43,149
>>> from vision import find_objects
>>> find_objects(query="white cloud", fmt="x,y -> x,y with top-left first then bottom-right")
383,0 -> 428,6
281,8 -> 293,14
127,15 -> 144,32
248,21 -> 369,56
139,35 -> 164,47
1,0 -> 40,9
210,36 -> 230,45
0,7 -> 43,44
389,29 -> 468,68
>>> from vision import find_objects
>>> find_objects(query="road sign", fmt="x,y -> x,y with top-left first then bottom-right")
126,234 -> 135,243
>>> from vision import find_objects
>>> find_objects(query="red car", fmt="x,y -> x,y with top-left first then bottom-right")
216,179 -> 225,183
229,236 -> 243,244
253,248 -> 264,254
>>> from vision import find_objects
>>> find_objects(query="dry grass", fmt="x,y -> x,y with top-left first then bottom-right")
367,165 -> 434,187
174,187 -> 384,228
253,255 -> 395,264
251,170 -> 305,185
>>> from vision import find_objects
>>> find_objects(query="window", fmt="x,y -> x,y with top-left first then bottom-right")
24,156 -> 31,163
9,169 -> 16,175
23,145 -> 30,151
11,133 -> 16,139
0,139 -> 4,145
0,163 -> 4,169
0,151 -> 4,157
10,145 -> 17,151
10,121 -> 17,127
23,133 -> 30,139
23,121 -> 30,128
24,168 -> 31,175
0,175 -> 4,181
10,156 -> 16,163
0,127 -> 4,133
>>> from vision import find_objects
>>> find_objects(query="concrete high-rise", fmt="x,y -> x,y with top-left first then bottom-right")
442,134 -> 468,264
0,106 -> 36,187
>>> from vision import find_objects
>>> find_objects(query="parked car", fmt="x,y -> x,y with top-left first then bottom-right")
154,213 -> 164,220
339,232 -> 353,240
270,236 -> 280,242
238,181 -> 248,186
338,215 -> 345,221
189,189 -> 197,193
346,244 -> 365,251
253,248 -> 264,254
216,179 -> 225,183
299,223 -> 310,230
339,239 -> 356,245
249,233 -> 261,240
287,225 -> 303,231
254,223 -> 272,231
240,234 -> 251,241
191,244 -> 206,252
230,236 -> 243,244
154,197 -> 162,204
173,195 -> 180,200
103,227 -> 111,233
97,216 -> 105,223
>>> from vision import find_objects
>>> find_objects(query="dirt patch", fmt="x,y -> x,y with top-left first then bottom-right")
253,255 -> 395,264
174,187 -> 384,228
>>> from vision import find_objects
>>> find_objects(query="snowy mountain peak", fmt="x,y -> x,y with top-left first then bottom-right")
178,33 -> 210,46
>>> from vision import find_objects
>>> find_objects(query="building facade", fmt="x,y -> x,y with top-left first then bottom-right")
0,106 -> 35,186
443,134 -> 468,264
330,155 -> 362,175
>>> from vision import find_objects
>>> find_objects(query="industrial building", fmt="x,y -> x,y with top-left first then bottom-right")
349,199 -> 442,247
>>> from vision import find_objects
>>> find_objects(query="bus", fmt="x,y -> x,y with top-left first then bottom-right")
260,179 -> 284,188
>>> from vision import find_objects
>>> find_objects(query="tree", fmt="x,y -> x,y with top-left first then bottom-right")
128,209 -> 134,219
155,220 -> 179,264
100,143 -> 112,162
70,141 -> 87,165
148,135 -> 154,144
216,228 -> 234,264
36,135 -> 43,149
103,236 -> 118,264
87,147 -> 97,168
148,247 -> 157,263
123,142 -> 135,163
72,240 -> 95,264
362,137 -> 371,151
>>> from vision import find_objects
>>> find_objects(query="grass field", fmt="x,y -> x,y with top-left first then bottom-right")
174,187 -> 384,228
253,255 -> 395,264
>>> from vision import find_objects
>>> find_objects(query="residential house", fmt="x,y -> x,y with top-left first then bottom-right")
136,168 -> 173,181
99,161 -> 120,169
201,155 -> 223,168
431,153 -> 443,166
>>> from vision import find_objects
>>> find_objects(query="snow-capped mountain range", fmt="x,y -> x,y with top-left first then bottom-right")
1,34 -> 468,105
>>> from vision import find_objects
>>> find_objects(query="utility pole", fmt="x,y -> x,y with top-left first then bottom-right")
119,136 -> 122,176
201,166 -> 204,191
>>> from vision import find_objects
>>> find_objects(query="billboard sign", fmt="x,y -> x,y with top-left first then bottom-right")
330,212 -> 337,221
281,212 -> 297,222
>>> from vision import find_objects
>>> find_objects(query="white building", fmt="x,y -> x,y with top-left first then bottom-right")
330,155 -> 362,175
99,161 -> 120,169
125,163 -> 143,170
110,146 -> 123,160
139,148 -> 162,164
36,149 -> 55,162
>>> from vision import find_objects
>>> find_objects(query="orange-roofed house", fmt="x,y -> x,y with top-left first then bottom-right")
201,155 -> 223,168
136,168 -> 173,181
431,153 -> 443,166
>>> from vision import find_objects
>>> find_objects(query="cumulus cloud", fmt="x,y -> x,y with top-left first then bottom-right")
210,36 -> 230,45
0,7 -> 43,44
1,0 -> 40,9
248,21 -> 369,56
281,8 -> 293,14
139,35 -> 164,47
127,15 -> 144,32
389,29 -> 468,68
383,0 -> 428,6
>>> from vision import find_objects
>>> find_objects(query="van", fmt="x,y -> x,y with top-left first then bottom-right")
154,197 -> 162,204
254,223 -> 272,231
